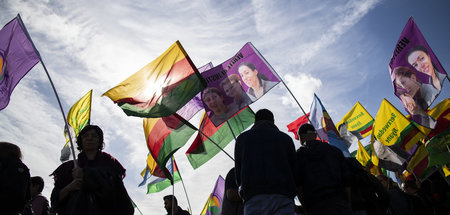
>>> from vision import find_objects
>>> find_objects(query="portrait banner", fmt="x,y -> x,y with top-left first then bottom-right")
389,17 -> 448,128
201,42 -> 280,126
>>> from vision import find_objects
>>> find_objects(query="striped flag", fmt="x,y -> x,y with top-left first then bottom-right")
186,107 -> 254,169
310,94 -> 350,156
138,156 -> 181,194
143,113 -> 197,180
373,99 -> 425,152
103,41 -> 206,118
336,102 -> 374,139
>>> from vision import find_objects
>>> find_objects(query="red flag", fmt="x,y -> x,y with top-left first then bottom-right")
287,113 -> 309,140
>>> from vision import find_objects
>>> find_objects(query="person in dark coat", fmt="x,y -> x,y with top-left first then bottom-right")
0,142 -> 31,215
295,123 -> 352,215
234,109 -> 297,215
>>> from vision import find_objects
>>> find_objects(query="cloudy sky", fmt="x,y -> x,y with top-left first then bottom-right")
1,0 -> 449,214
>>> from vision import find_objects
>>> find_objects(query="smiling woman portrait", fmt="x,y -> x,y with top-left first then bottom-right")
238,62 -> 277,101
407,45 -> 447,92
50,125 -> 134,215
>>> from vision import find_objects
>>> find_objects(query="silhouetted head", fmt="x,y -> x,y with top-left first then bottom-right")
297,123 -> 317,145
255,109 -> 274,123
76,125 -> 104,151
0,141 -> 22,160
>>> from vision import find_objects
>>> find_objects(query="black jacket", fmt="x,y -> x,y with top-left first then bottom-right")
234,120 -> 297,202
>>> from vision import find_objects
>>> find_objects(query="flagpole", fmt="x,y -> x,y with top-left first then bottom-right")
174,156 -> 193,214
249,42 -> 312,124
178,114 -> 234,161
197,129 -> 235,161
16,14 -> 78,167
171,183 -> 175,215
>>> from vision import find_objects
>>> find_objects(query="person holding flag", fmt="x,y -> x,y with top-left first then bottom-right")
50,125 -> 134,215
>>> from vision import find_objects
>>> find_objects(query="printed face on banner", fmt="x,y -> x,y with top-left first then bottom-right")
201,43 -> 280,126
389,18 -> 448,128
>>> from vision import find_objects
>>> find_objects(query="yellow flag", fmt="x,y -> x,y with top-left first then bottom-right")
67,90 -> 92,135
337,102 -> 374,138
356,140 -> 371,166
61,90 -> 92,162
373,99 -> 424,151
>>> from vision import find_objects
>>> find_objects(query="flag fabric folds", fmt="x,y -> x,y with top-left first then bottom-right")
200,175 -> 225,215
310,94 -> 350,156
200,42 -> 280,126
186,107 -> 255,169
103,41 -> 207,118
336,102 -> 374,139
356,140 -> 371,167
176,62 -> 214,121
0,16 -> 39,110
143,113 -> 197,180
287,112 -> 310,140
60,90 -> 92,162
388,17 -> 448,129
427,98 -> 450,138
425,127 -> 450,168
139,156 -> 181,194
373,99 -> 425,152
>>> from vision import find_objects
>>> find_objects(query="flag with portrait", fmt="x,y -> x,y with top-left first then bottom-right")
200,42 -> 280,126
389,17 -> 448,129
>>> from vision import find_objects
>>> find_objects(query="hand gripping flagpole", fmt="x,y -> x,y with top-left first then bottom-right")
17,14 -> 78,167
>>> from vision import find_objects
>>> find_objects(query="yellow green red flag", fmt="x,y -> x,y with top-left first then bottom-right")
373,99 -> 425,152
337,102 -> 374,138
103,41 -> 206,118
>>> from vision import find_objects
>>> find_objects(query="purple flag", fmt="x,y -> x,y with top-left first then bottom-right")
201,42 -> 280,126
0,16 -> 39,110
202,175 -> 225,215
176,62 -> 213,120
389,17 -> 448,128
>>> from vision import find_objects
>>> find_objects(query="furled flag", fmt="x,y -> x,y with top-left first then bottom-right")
0,16 -> 39,110
143,113 -> 197,180
389,17 -> 448,129
405,143 -> 430,179
200,175 -> 225,215
372,139 -> 408,171
287,112 -> 310,140
186,107 -> 255,169
138,156 -> 181,194
373,99 -> 425,153
356,140 -> 371,167
103,41 -> 207,118
427,98 -> 450,138
350,141 -> 382,176
425,127 -> 450,169
176,62 -> 214,121
336,102 -> 374,140
310,94 -> 350,156
200,42 -> 280,126
60,90 -> 92,162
